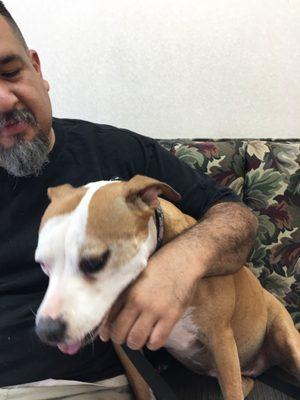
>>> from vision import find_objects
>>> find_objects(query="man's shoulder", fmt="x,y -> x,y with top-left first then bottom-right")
53,117 -> 121,134
51,117 -> 160,182
52,117 -> 154,148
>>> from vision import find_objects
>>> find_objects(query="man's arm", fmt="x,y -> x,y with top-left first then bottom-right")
99,201 -> 258,351
169,201 -> 258,279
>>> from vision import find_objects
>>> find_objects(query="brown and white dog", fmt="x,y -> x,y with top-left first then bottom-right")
35,175 -> 300,400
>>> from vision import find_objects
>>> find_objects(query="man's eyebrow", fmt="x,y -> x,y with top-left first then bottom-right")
0,54 -> 24,65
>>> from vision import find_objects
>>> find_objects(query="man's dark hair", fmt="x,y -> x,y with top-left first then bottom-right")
0,1 -> 28,49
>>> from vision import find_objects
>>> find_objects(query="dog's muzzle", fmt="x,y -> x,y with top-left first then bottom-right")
35,317 -> 67,345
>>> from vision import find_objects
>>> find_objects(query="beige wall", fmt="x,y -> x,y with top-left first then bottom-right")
6,0 -> 300,139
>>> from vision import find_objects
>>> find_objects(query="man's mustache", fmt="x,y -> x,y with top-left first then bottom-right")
0,109 -> 37,129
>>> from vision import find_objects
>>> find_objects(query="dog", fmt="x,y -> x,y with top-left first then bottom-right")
35,175 -> 300,399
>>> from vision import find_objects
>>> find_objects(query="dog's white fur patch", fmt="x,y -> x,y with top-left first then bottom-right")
166,307 -> 198,353
165,307 -> 211,374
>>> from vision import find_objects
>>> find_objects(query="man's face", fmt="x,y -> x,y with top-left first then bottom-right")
0,16 -> 53,176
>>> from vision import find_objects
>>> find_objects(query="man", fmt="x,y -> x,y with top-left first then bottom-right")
0,2 -> 258,399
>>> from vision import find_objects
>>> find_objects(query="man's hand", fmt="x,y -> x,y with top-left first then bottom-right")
99,245 -> 199,351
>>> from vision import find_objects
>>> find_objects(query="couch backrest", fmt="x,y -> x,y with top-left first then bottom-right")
158,138 -> 300,329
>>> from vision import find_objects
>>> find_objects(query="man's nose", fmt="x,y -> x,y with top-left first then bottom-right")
0,82 -> 18,113
35,317 -> 67,344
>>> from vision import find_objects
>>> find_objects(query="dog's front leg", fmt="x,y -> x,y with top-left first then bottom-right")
210,329 -> 246,400
113,343 -> 153,400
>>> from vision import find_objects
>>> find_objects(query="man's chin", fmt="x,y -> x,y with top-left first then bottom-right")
0,134 -> 20,150
0,128 -> 50,177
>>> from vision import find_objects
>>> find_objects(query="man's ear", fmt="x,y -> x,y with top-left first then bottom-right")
47,184 -> 76,202
124,175 -> 181,210
29,49 -> 41,73
29,49 -> 50,91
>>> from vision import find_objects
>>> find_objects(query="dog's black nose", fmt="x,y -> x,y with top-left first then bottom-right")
35,317 -> 67,344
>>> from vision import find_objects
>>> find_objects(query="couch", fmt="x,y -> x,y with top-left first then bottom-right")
151,138 -> 300,399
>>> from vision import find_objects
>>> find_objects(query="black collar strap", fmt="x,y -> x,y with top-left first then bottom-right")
155,205 -> 164,250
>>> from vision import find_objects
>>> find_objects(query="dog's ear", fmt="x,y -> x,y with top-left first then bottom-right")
125,175 -> 181,209
47,184 -> 76,201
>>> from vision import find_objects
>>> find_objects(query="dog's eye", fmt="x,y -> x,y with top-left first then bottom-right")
80,249 -> 111,275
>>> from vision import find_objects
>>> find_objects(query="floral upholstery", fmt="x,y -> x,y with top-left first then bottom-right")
158,138 -> 300,329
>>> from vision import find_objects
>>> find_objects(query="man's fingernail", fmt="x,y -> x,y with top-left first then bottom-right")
99,329 -> 109,342
99,334 -> 109,342
127,341 -> 141,350
146,340 -> 158,351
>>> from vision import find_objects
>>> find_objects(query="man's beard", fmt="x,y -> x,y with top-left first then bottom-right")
0,110 -> 50,177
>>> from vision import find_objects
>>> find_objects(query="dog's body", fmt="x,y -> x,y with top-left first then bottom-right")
35,176 -> 300,399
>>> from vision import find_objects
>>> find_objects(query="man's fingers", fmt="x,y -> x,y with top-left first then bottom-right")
126,314 -> 157,350
146,317 -> 177,351
108,306 -> 140,345
100,306 -> 139,344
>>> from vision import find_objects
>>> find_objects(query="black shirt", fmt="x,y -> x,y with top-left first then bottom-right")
0,118 -> 239,387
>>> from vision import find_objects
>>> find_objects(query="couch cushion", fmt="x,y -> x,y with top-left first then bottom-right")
158,139 -> 247,199
244,140 -> 300,328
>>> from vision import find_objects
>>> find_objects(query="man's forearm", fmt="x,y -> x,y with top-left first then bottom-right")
156,201 -> 258,279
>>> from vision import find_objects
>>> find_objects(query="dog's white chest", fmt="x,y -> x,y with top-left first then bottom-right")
165,307 -> 213,374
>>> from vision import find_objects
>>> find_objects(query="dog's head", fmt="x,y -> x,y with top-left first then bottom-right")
35,175 -> 180,354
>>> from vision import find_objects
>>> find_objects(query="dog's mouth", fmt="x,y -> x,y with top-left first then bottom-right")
57,323 -> 101,355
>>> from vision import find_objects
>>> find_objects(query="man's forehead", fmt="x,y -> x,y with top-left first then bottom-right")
0,15 -> 26,56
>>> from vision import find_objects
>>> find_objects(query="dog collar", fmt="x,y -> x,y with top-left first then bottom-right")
155,205 -> 164,250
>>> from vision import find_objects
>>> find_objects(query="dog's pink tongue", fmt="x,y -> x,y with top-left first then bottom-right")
58,341 -> 81,355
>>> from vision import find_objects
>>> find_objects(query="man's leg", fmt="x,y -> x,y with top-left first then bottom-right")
0,376 -> 134,400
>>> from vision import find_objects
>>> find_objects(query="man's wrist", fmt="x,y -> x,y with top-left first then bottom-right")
150,238 -> 208,282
